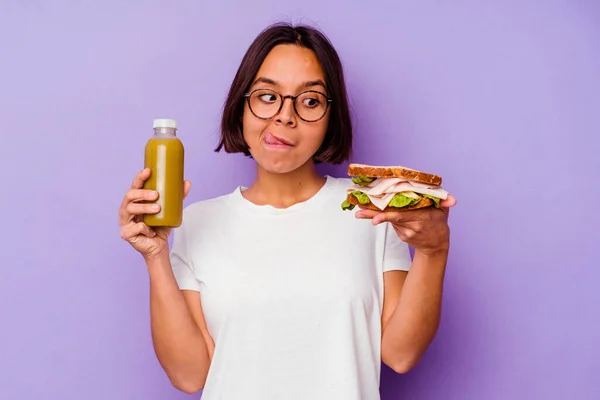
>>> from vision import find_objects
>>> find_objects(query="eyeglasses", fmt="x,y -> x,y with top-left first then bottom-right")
244,88 -> 332,122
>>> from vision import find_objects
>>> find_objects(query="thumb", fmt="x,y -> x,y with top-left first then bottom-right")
183,180 -> 192,200
439,194 -> 456,214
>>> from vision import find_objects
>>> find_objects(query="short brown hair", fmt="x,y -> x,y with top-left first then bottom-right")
214,22 -> 353,164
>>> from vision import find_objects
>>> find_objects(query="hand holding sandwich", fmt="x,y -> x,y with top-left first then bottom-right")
343,164 -> 456,256
357,195 -> 455,256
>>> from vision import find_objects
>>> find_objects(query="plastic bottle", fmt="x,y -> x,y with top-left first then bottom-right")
142,118 -> 185,227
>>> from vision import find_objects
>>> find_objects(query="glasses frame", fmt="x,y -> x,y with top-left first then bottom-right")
243,88 -> 333,123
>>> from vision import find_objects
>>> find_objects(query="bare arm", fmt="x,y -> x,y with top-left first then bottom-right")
147,252 -> 213,393
380,250 -> 447,373
118,172 -> 212,392
356,194 -> 455,373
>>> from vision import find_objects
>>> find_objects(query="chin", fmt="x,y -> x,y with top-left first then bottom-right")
252,153 -> 314,175
259,159 -> 302,174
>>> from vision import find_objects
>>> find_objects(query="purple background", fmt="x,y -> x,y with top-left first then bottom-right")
1,1 -> 599,399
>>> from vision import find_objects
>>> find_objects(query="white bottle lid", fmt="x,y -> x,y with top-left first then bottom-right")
153,118 -> 178,129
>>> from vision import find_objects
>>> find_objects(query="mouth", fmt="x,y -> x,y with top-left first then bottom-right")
264,132 -> 293,147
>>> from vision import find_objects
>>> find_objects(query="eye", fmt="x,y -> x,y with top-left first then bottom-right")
302,97 -> 321,108
258,93 -> 277,103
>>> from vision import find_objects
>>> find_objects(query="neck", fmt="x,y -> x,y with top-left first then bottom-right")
243,160 -> 326,208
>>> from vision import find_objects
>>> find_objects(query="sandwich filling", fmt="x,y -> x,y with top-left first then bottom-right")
342,175 -> 449,211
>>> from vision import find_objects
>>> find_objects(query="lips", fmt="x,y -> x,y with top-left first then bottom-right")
264,133 -> 293,146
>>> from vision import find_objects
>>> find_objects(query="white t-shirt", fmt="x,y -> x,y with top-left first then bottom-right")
170,175 -> 412,400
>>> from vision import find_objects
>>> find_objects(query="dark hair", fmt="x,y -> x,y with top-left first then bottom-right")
214,22 -> 352,164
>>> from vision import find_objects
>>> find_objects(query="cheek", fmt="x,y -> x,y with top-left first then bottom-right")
242,109 -> 266,144
300,118 -> 329,150
301,120 -> 328,149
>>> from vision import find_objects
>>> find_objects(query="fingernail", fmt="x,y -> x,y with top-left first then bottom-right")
355,211 -> 364,218
152,205 -> 160,211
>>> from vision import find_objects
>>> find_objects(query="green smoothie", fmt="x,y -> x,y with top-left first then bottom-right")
143,119 -> 185,227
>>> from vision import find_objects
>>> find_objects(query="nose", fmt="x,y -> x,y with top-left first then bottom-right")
275,97 -> 297,127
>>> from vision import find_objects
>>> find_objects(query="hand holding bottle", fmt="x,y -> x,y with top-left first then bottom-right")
119,168 -> 191,260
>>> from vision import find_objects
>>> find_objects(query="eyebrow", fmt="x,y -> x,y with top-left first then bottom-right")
252,77 -> 327,90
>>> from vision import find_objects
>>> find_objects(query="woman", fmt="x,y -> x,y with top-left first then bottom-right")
118,23 -> 456,399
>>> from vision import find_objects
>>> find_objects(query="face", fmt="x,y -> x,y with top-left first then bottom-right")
242,44 -> 330,174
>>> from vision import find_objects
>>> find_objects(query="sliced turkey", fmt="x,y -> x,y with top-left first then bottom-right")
346,178 -> 449,210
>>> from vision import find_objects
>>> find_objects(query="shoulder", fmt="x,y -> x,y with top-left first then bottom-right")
322,175 -> 354,210
318,175 -> 362,221
324,175 -> 353,194
321,175 -> 396,240
179,188 -> 238,229
326,175 -> 353,186
184,192 -> 233,215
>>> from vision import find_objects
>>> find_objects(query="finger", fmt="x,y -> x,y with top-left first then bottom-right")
136,222 -> 156,238
354,209 -> 382,220
355,209 -> 409,227
395,226 -> 416,242
121,222 -> 156,241
126,202 -> 161,217
355,208 -> 413,226
131,168 -> 152,189
440,194 -> 457,208
125,188 -> 159,204
183,180 -> 192,200
119,191 -> 159,224
396,228 -> 416,243
372,211 -> 403,226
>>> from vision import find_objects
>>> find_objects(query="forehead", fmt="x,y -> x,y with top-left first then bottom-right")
254,44 -> 325,88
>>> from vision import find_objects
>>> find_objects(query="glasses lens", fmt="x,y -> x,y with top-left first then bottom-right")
249,89 -> 281,119
295,91 -> 328,121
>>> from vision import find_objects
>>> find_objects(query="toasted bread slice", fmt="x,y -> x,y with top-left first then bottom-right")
346,193 -> 434,211
348,163 -> 442,186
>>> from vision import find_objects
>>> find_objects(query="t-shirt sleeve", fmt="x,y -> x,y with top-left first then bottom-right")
382,222 -> 413,272
170,225 -> 202,292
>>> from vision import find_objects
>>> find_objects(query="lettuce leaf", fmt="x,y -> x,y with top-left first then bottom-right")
351,175 -> 376,186
349,190 -> 371,204
388,193 -> 422,208
422,194 -> 441,207
341,200 -> 355,210
341,190 -> 370,211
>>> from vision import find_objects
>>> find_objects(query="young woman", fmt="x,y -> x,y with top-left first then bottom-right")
118,23 -> 456,399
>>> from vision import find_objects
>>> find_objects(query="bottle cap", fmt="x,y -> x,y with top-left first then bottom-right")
153,118 -> 177,129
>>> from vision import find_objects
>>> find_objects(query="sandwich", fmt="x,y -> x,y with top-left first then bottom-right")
341,163 -> 449,211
